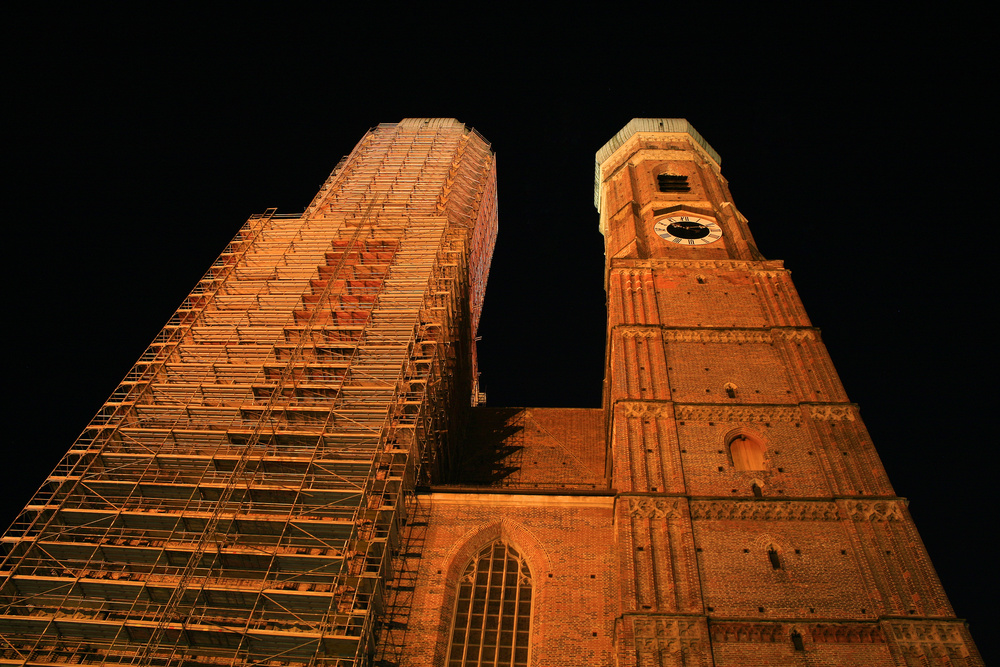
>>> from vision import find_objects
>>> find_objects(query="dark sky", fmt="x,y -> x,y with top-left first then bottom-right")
6,5 -> 994,662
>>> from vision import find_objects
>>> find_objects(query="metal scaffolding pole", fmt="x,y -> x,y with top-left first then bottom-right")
0,119 -> 497,667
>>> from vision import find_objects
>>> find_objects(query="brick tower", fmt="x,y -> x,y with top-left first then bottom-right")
0,119 -> 981,667
593,119 -> 981,666
386,119 -> 982,667
0,119 -> 497,667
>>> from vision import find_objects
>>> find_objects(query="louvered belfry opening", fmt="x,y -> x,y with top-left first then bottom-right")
448,541 -> 533,667
0,119 -> 497,667
656,173 -> 690,192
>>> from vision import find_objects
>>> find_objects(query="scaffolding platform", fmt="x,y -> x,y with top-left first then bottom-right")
0,119 -> 497,667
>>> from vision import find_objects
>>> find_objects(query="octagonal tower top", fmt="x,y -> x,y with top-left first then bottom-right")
594,118 -> 721,211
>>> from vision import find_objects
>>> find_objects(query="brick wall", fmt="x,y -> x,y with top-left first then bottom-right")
394,494 -> 616,667
449,408 -> 606,490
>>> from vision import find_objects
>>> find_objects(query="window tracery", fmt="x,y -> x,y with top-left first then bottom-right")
447,540 -> 532,667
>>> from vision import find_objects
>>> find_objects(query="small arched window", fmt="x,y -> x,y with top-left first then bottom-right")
447,540 -> 532,667
730,435 -> 766,471
768,547 -> 782,570
751,483 -> 763,498
725,383 -> 737,399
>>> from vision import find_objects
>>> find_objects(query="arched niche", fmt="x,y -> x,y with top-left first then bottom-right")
728,432 -> 767,471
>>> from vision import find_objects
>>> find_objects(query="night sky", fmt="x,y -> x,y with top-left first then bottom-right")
6,6 -> 994,661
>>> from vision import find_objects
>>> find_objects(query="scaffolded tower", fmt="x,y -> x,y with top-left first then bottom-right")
0,119 -> 497,666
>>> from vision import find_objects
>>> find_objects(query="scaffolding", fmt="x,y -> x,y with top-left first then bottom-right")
0,119 -> 497,667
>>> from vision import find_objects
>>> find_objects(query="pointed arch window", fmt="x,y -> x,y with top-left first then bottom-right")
447,540 -> 533,667
730,435 -> 766,471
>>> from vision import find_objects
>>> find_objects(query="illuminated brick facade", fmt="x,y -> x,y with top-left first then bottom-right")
0,119 -> 980,667
0,119 -> 497,667
387,119 -> 981,667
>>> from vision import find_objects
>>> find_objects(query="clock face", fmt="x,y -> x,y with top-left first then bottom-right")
653,215 -> 723,246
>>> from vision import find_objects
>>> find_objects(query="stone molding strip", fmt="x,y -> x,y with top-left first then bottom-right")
613,327 -> 819,344
709,622 -> 782,643
629,616 -> 708,659
616,401 -> 858,423
808,405 -> 857,421
619,327 -> 661,339
690,500 -> 841,521
626,498 -> 908,523
610,259 -> 786,272
619,402 -> 674,419
772,328 -> 817,342
709,621 -> 886,644
662,329 -> 774,344
843,500 -> 905,522
675,404 -> 800,423
631,616 -> 703,639
628,497 -> 683,519
884,620 -> 973,658
811,623 -> 886,644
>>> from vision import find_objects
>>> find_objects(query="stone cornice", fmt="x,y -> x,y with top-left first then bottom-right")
842,499 -> 906,522
808,404 -> 858,421
663,329 -> 774,344
596,119 -> 721,169
883,620 -> 972,657
609,258 -> 786,271
612,327 -> 818,344
620,402 -> 675,419
690,499 -> 841,521
772,328 -> 817,342
675,404 -> 800,423
710,621 -> 886,644
628,496 -> 684,519
616,401 -> 858,423
709,622 -> 782,643
630,616 -> 706,654
427,492 -> 614,508
811,623 -> 886,644
618,326 -> 661,339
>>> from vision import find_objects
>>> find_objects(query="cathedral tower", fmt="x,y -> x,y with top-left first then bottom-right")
0,119 -> 497,667
0,119 -> 980,667
595,118 -> 981,666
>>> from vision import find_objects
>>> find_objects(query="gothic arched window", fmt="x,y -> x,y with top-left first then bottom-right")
730,435 -> 766,471
447,540 -> 533,667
